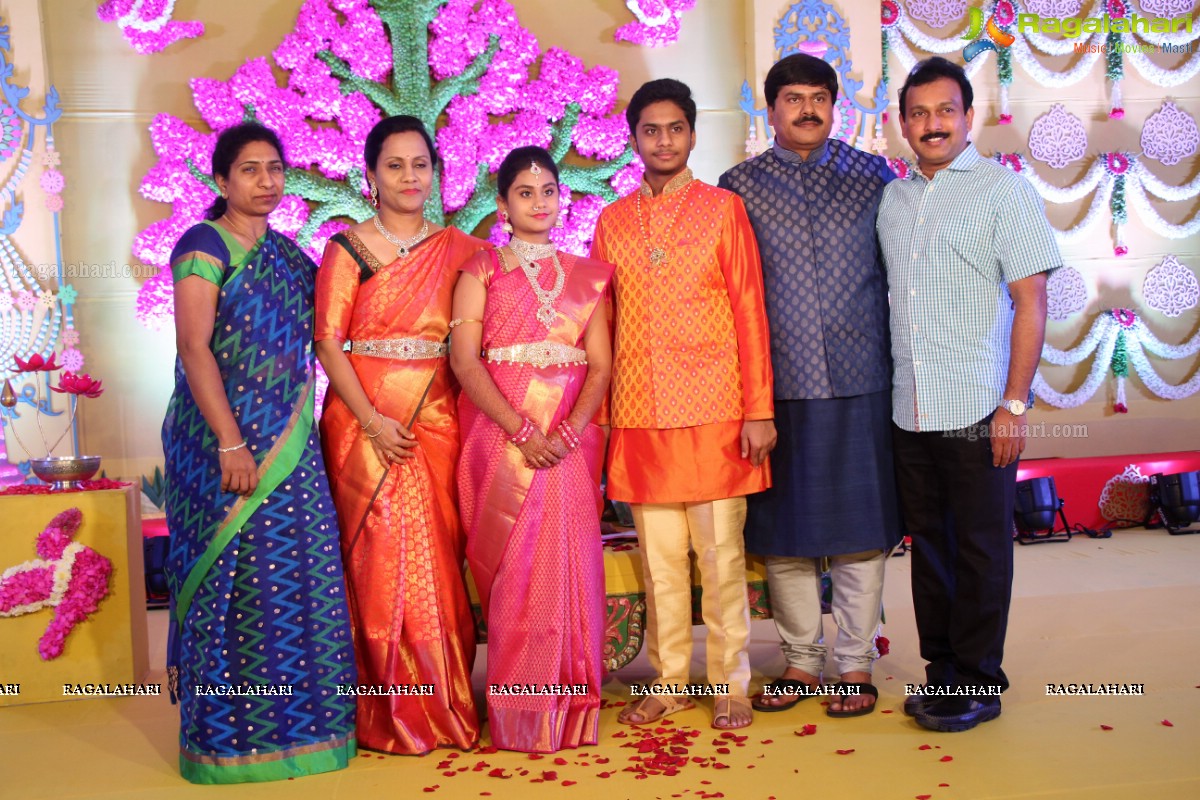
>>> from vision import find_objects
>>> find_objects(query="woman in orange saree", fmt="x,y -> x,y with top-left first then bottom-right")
315,116 -> 484,755
450,146 -> 612,753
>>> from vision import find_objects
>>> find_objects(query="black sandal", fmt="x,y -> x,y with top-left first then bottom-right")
751,678 -> 818,712
825,682 -> 879,718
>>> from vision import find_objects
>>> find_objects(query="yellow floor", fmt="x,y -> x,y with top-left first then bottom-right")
2,528 -> 1198,799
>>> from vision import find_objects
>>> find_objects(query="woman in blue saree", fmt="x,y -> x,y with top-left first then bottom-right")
162,123 -> 357,783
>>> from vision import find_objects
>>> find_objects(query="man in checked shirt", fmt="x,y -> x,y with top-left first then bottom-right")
878,56 -> 1058,733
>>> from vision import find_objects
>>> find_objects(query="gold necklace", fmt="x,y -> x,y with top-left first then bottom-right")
635,181 -> 692,267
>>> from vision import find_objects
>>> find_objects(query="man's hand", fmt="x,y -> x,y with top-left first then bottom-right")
741,419 -> 777,467
990,408 -> 1026,468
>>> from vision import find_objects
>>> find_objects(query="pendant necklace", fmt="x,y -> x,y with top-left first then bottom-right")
508,236 -> 565,328
636,181 -> 692,267
373,215 -> 429,259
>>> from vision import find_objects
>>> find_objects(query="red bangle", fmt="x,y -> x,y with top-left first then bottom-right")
509,418 -> 536,446
557,420 -> 581,451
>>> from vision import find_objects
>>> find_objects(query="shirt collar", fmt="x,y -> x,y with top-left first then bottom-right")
772,138 -> 831,167
639,168 -> 695,197
914,142 -> 980,181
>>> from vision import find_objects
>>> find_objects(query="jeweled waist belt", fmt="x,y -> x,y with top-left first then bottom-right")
349,338 -> 448,359
484,342 -> 587,368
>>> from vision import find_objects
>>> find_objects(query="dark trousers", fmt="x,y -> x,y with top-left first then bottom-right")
892,415 -> 1017,691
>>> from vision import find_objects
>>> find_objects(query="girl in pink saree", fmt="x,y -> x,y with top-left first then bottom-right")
450,146 -> 612,753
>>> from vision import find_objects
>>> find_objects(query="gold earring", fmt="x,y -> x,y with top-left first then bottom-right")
369,181 -> 379,209
500,210 -> 513,234
553,215 -> 564,229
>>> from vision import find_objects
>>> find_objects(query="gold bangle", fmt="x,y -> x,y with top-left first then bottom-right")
360,407 -> 379,431
449,318 -> 483,329
365,415 -> 386,439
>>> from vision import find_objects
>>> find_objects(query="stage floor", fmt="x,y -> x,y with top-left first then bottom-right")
2,528 -> 1198,799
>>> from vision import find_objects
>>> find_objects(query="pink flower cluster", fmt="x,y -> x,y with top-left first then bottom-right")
614,0 -> 697,48
96,0 -> 205,55
134,0 -> 636,329
0,508 -> 113,661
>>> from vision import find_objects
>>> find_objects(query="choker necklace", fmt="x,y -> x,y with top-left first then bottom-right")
508,236 -> 565,328
635,181 -> 692,267
373,215 -> 429,259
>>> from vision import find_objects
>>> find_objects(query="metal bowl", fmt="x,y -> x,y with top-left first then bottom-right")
29,456 -> 102,490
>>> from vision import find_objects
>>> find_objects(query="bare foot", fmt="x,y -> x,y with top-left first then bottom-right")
827,670 -> 876,715
755,666 -> 820,709
712,695 -> 753,729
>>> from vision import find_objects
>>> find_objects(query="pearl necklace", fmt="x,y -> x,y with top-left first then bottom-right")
508,236 -> 565,328
373,215 -> 429,259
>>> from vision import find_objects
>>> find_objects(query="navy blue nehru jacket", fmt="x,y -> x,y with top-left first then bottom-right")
719,139 -> 895,401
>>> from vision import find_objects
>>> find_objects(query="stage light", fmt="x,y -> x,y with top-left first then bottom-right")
1013,476 -> 1073,545
1148,471 -> 1200,535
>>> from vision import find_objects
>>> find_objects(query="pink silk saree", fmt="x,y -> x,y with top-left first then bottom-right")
456,248 -> 611,753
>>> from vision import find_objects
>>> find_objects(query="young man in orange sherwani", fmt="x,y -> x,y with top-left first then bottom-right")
590,78 -> 776,730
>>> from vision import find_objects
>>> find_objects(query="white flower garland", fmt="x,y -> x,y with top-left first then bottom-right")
1126,40 -> 1200,86
1035,312 -> 1200,408
0,542 -> 83,617
1011,34 -> 1106,87
1127,178 -> 1200,239
1132,160 -> 1200,202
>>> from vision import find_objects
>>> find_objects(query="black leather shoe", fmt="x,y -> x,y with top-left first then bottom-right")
915,696 -> 1001,732
903,694 -> 932,716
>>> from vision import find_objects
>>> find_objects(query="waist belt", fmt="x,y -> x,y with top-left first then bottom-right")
349,338 -> 448,359
484,342 -> 587,368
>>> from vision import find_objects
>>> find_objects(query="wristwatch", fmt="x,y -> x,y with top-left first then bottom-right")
1000,398 -> 1027,416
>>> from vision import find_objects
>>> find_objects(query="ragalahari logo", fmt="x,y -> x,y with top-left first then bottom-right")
961,6 -> 1016,61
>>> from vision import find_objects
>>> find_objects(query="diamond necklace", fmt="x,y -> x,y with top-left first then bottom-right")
636,181 -> 692,267
373,215 -> 429,259
508,236 -> 565,328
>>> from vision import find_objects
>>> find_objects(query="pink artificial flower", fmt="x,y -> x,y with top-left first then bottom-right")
51,372 -> 104,398
13,353 -> 60,373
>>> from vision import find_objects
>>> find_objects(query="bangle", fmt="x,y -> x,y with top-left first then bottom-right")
360,407 -> 379,430
509,418 -> 536,446
217,441 -> 247,454
365,415 -> 386,439
556,420 -> 581,451
449,318 -> 482,329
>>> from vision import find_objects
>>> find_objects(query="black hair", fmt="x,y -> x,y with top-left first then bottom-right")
625,78 -> 697,135
764,53 -> 839,107
898,56 -> 973,119
364,115 -> 439,173
496,146 -> 559,198
205,122 -> 285,220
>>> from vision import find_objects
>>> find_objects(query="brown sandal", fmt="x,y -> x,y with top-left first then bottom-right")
711,694 -> 754,730
618,694 -> 696,725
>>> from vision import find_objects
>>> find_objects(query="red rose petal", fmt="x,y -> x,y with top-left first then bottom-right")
487,768 -> 508,779
1100,724 -> 1113,731
423,788 -> 438,793
562,780 -> 577,786
917,795 -> 932,799
881,709 -> 894,714
542,771 -> 557,780
1162,719 -> 1174,727
597,772 -> 612,778
918,744 -> 932,750
716,747 -> 730,754
554,757 -> 569,765
940,755 -> 953,762
939,784 -> 950,787
761,739 -> 773,744
527,753 -> 544,760
442,771 -> 456,777
794,723 -> 818,736
447,752 -> 459,759
836,749 -> 855,755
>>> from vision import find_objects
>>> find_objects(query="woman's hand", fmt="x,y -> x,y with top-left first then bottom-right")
518,427 -> 563,470
367,415 -> 419,468
219,447 -> 259,496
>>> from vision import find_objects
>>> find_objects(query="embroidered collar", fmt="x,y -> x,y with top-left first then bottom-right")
772,139 -> 831,167
639,168 -> 694,197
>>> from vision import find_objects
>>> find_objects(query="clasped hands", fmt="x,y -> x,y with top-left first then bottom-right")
516,425 -> 572,470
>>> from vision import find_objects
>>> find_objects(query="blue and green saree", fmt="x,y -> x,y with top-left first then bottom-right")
162,221 -> 356,783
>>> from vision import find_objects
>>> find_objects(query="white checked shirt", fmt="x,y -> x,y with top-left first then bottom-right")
878,144 -> 1060,432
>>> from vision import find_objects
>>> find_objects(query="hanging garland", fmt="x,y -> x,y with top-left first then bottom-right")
1035,309 -> 1200,413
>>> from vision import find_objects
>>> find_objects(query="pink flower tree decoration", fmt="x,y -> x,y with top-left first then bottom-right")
0,508 -> 113,660
133,0 -> 637,329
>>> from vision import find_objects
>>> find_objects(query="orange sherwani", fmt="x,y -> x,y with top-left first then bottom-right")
591,171 -> 774,503
590,170 -> 774,700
